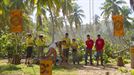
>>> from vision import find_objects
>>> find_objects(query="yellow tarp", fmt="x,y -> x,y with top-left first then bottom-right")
112,15 -> 124,37
10,10 -> 22,32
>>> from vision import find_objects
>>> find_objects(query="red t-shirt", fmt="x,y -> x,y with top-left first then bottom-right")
95,38 -> 105,51
85,39 -> 94,49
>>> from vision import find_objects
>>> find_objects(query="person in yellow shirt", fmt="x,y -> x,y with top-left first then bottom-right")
35,34 -> 45,58
25,33 -> 34,65
71,38 -> 79,64
62,33 -> 71,63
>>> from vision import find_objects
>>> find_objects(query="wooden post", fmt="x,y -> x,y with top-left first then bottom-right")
130,36 -> 134,68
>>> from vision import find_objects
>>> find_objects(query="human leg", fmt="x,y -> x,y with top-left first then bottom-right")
89,50 -> 93,65
100,51 -> 103,66
85,49 -> 88,65
96,51 -> 100,66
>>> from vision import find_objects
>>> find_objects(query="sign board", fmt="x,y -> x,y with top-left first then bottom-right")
112,15 -> 124,36
10,10 -> 22,32
40,59 -> 52,75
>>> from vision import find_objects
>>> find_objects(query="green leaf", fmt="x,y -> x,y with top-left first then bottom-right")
131,70 -> 134,75
3,0 -> 10,6
34,0 -> 38,5
0,9 -> 2,15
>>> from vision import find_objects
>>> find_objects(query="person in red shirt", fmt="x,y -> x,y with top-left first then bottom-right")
95,34 -> 105,66
85,35 -> 94,65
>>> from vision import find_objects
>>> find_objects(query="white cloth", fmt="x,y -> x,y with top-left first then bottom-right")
49,42 -> 56,49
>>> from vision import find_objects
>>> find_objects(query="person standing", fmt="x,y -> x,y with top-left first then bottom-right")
25,33 -> 34,65
35,34 -> 45,58
71,39 -> 79,65
62,33 -> 71,63
85,35 -> 94,65
95,34 -> 105,66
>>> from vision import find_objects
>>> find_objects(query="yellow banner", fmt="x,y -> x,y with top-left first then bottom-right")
10,10 -> 22,32
40,59 -> 52,75
112,15 -> 124,36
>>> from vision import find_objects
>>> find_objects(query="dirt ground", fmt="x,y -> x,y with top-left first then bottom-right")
0,59 -> 132,75
77,65 -> 131,75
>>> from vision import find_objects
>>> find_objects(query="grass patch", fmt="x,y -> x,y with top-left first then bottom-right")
0,64 -> 21,73
131,69 -> 134,75
0,63 -> 79,75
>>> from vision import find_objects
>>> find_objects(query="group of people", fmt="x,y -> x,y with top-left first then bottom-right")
85,34 -> 105,65
25,33 -> 105,66
25,33 -> 46,65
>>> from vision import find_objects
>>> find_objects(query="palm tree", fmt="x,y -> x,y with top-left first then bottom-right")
94,15 -> 101,33
101,0 -> 126,17
101,0 -> 127,66
69,4 -> 85,29
121,6 -> 133,29
68,4 -> 85,38
0,0 -> 70,64
130,0 -> 134,10
61,0 -> 74,32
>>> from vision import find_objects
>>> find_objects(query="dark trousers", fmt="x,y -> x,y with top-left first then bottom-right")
85,48 -> 93,65
72,49 -> 79,64
63,48 -> 69,63
38,46 -> 44,58
26,46 -> 33,58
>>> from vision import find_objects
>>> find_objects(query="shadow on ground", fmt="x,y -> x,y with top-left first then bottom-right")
0,64 -> 21,73
53,64 -> 84,71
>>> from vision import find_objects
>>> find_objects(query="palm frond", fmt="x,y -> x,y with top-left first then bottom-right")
116,0 -> 126,4
130,0 -> 134,10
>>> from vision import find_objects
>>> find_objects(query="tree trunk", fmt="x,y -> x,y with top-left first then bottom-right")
11,33 -> 21,65
12,54 -> 21,64
117,56 -> 124,66
48,5 -> 55,43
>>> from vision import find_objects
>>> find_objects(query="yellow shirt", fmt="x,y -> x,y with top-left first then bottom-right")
35,38 -> 45,47
71,42 -> 78,49
62,37 -> 71,49
26,37 -> 34,47
62,43 -> 67,49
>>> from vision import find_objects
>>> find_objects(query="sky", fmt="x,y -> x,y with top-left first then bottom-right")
76,0 -> 131,24
31,0 -> 132,24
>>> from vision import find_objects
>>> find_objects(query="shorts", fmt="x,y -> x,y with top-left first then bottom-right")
96,51 -> 103,58
26,46 -> 33,58
63,48 -> 69,59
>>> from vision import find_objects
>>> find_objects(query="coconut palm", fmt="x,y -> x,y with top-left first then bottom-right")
69,4 -> 85,29
101,0 -> 126,17
0,0 -> 75,64
121,6 -> 133,29
94,15 -> 101,33
130,0 -> 134,10
68,4 -> 85,38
